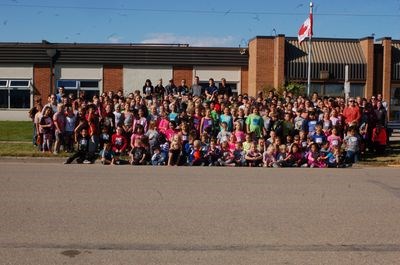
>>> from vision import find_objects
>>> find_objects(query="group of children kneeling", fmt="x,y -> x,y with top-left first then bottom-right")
64,123 -> 358,168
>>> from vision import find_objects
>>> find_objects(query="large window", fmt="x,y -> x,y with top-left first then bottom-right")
0,79 -> 31,109
56,80 -> 100,101
309,83 -> 364,98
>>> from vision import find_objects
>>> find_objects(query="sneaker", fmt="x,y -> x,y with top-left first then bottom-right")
83,160 -> 91,164
63,161 -> 71,164
53,151 -> 59,155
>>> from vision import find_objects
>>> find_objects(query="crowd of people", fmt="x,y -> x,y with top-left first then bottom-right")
28,76 -> 389,167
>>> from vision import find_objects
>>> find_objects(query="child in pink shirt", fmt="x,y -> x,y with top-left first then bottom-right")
306,143 -> 327,168
327,127 -> 342,149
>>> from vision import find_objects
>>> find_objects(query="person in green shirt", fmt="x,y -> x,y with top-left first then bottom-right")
246,106 -> 265,139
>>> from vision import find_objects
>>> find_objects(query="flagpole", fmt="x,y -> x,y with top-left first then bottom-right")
307,1 -> 313,97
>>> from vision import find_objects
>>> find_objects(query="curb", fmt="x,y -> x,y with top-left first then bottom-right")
0,156 -> 65,164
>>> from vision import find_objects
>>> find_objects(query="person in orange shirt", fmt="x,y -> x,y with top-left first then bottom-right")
342,98 -> 361,128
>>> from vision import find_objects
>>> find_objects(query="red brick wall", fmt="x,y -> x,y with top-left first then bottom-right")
33,64 -> 51,106
382,38 -> 392,103
103,65 -> 123,94
274,35 -> 286,90
173,66 -> 193,86
360,37 -> 374,98
241,66 -> 248,95
248,37 -> 275,96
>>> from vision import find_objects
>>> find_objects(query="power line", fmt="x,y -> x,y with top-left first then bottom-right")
1,3 -> 400,18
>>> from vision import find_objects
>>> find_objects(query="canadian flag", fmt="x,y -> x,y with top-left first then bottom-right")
298,14 -> 313,44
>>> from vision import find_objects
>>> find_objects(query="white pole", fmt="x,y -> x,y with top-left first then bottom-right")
307,1 -> 313,97
344,64 -> 350,101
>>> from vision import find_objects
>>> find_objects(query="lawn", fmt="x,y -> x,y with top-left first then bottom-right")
0,142 -> 44,157
0,121 -> 33,142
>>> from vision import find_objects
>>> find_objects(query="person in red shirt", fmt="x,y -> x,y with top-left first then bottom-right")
371,124 -> 387,154
342,98 -> 361,128
111,126 -> 128,157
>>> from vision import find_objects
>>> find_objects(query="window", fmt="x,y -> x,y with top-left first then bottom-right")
56,79 -> 100,101
0,79 -> 31,109
9,80 -> 30,87
57,80 -> 78,89
80,81 -> 99,88
0,90 -> 7,108
309,83 -> 364,98
10,89 -> 30,108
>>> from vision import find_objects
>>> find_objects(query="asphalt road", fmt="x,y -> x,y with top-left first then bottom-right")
1,161 -> 400,264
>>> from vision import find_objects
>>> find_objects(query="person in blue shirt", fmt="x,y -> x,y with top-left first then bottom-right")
56,86 -> 65,104
307,111 -> 318,136
205,78 -> 218,101
311,124 -> 327,146
219,107 -> 233,132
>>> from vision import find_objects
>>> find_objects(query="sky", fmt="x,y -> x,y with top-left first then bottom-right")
1,0 -> 400,47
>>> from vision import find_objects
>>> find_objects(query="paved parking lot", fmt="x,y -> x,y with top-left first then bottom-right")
1,162 -> 400,264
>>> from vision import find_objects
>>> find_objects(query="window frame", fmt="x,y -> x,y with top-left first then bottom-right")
0,79 -> 32,110
0,80 -> 8,87
56,79 -> 101,101
9,80 -> 30,88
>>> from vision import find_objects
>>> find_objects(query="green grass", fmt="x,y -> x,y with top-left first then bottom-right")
0,142 -> 68,157
0,121 -> 33,142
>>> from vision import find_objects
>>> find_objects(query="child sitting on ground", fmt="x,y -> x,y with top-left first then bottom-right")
233,142 -> 246,167
189,140 -> 205,166
245,142 -> 263,167
306,143 -> 327,168
263,145 -> 276,167
218,140 -> 235,166
130,138 -> 147,165
206,139 -> 221,166
64,129 -> 92,164
272,144 -> 288,168
151,146 -> 165,166
99,141 -> 116,165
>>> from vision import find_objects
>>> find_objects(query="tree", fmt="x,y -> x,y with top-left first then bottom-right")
285,82 -> 306,97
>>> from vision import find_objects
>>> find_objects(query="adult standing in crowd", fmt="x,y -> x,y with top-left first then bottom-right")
342,98 -> 361,128
142,79 -> 154,100
165,79 -> 177,96
177,79 -> 189,97
56,86 -> 65,104
374,100 -> 388,127
219,78 -> 233,98
190,76 -> 203,97
154,78 -> 165,99
205,78 -> 218,101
